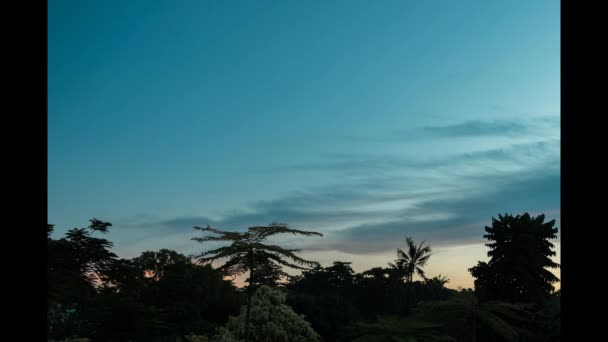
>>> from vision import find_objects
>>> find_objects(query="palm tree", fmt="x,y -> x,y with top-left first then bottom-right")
390,236 -> 432,283
192,222 -> 322,342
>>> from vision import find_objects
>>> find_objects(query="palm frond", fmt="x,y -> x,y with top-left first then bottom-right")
415,266 -> 427,280
397,248 -> 411,262
248,222 -> 323,241
417,254 -> 431,266
406,236 -> 417,258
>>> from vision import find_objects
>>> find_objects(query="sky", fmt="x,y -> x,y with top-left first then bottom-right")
48,0 -> 560,289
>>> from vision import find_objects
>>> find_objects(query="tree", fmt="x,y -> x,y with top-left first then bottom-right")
468,213 -> 560,304
324,261 -> 356,293
132,248 -> 190,281
286,262 -> 361,341
47,219 -> 119,340
421,275 -> 453,301
248,260 -> 286,287
131,250 -> 241,339
192,222 -> 322,342
214,285 -> 320,342
60,219 -> 118,287
390,236 -> 432,283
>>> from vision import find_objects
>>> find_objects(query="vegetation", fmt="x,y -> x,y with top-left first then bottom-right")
214,285 -> 320,342
192,223 -> 322,341
469,213 -> 560,304
389,236 -> 432,283
47,212 -> 560,342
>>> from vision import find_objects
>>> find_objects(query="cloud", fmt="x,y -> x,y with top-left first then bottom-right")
113,116 -> 559,259
422,120 -> 528,137
325,170 -> 560,254
125,138 -> 558,253
339,116 -> 558,144
276,139 -> 559,179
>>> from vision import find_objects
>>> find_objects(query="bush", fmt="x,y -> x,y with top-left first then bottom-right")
214,285 -> 320,342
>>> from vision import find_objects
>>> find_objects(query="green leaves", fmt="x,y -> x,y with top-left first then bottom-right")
214,285 -> 321,342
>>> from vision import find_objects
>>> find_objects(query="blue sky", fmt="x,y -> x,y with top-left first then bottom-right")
49,0 -> 560,288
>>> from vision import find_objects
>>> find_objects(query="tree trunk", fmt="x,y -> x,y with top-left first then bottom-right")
245,290 -> 252,342
245,267 -> 254,342
471,315 -> 477,342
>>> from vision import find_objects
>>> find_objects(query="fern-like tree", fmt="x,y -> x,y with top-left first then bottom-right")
192,222 -> 322,342
469,213 -> 560,304
389,236 -> 432,283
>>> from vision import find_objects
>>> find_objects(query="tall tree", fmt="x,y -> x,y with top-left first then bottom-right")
47,219 -> 120,340
390,236 -> 432,283
469,213 -> 560,304
192,222 -> 322,342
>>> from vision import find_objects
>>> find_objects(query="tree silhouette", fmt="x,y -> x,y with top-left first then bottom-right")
136,251 -> 240,338
469,213 -> 560,304
248,259 -> 287,287
47,219 -> 120,340
192,222 -> 322,342
63,219 -> 118,286
47,213 -> 561,341
390,236 -> 432,283
132,249 -> 189,281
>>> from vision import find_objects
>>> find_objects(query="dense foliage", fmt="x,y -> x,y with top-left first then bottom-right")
214,285 -> 320,342
48,213 -> 560,342
469,213 -> 560,304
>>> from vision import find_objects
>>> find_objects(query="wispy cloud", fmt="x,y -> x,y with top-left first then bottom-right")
117,127 -> 559,257
422,120 -> 528,137
276,139 -> 559,181
325,170 -> 560,253
340,116 -> 558,144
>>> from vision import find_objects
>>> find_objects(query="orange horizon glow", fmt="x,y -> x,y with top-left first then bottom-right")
215,242 -> 560,291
